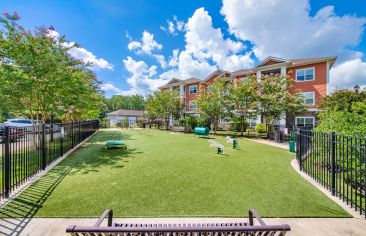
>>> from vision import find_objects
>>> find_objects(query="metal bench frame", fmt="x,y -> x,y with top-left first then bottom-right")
66,209 -> 290,235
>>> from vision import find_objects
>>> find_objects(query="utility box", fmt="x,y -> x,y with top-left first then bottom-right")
289,141 -> 295,153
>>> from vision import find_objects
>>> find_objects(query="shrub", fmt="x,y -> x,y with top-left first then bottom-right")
180,115 -> 198,133
255,124 -> 267,133
229,121 -> 248,132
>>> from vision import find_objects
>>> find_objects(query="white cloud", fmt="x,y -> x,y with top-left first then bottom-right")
101,83 -> 122,93
68,47 -> 114,70
153,54 -> 167,68
182,7 -> 253,72
160,16 -> 186,35
47,29 -> 113,70
221,0 -> 366,90
330,58 -> 366,91
122,56 -> 169,95
221,0 -> 366,61
127,31 -> 162,55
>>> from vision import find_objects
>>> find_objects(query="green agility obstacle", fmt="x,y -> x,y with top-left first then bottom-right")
194,127 -> 209,136
105,141 -> 127,150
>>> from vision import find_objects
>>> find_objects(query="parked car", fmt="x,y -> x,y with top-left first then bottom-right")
4,119 -> 36,127
0,124 -> 25,142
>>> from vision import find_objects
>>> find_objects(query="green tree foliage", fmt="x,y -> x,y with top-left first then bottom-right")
195,79 -> 228,134
316,89 -> 366,137
104,95 -> 145,112
145,90 -> 183,129
257,74 -> 306,127
227,77 -> 258,136
0,13 -> 104,123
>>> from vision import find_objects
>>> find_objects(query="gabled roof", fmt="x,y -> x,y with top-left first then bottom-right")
107,109 -> 145,117
167,78 -> 181,84
204,69 -> 232,82
183,77 -> 202,85
287,56 -> 337,68
255,56 -> 288,68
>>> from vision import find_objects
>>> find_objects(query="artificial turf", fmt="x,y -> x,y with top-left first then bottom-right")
0,129 -> 350,218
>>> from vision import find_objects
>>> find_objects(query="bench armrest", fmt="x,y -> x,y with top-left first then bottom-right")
94,209 -> 113,227
248,209 -> 266,226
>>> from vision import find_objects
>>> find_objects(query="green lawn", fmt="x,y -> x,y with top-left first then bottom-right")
0,129 -> 350,218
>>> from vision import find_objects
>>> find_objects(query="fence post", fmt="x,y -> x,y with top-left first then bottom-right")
50,114 -> 54,142
78,121 -> 81,143
60,123 -> 64,156
41,123 -> 47,170
298,129 -> 303,171
71,121 -> 74,148
331,132 -> 336,196
4,127 -> 10,198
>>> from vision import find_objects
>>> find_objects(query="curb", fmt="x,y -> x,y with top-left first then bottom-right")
290,159 -> 362,219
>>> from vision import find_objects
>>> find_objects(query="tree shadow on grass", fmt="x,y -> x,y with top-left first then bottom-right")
64,144 -> 143,175
0,130 -> 143,235
0,167 -> 71,236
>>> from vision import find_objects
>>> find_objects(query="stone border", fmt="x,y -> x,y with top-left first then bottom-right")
0,130 -> 100,208
290,159 -> 362,219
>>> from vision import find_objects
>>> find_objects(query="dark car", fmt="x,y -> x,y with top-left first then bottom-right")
0,124 -> 25,143
0,124 -> 4,143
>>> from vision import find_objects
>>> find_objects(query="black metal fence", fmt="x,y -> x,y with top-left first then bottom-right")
0,120 -> 99,200
296,129 -> 366,217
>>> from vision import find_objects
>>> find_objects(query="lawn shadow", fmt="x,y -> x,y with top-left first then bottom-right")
62,144 -> 143,175
0,167 -> 72,236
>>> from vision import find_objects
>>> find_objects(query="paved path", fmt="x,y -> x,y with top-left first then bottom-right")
241,137 -> 289,150
1,217 -> 366,236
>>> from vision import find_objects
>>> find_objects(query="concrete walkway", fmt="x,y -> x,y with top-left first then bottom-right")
241,137 -> 289,150
1,216 -> 366,236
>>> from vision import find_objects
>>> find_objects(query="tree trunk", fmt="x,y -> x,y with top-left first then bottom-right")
240,116 -> 244,137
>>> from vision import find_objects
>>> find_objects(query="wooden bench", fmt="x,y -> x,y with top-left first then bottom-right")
66,209 -> 291,236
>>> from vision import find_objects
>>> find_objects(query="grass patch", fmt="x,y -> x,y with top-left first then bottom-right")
0,129 -> 350,218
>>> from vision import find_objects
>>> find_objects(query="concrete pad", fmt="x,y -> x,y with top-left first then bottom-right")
0,217 -> 365,236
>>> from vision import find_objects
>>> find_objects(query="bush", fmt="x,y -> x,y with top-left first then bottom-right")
180,115 -> 198,133
229,121 -> 248,132
255,124 -> 267,133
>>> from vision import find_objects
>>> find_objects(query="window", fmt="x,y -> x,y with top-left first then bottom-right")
189,101 -> 197,110
240,77 -> 249,82
298,92 -> 315,105
189,85 -> 197,94
207,85 -> 211,93
248,116 -> 260,127
296,68 -> 314,81
295,116 -> 315,127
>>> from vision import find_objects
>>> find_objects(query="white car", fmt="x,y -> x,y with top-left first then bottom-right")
4,119 -> 54,132
4,119 -> 37,127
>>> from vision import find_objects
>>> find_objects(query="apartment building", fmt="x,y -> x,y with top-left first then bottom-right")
159,56 -> 337,130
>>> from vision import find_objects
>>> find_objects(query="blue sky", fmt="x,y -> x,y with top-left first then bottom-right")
1,0 -> 366,97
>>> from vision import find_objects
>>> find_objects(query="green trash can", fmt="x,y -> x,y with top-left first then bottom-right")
289,140 -> 295,153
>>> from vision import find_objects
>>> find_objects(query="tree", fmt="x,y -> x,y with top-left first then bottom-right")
104,95 -> 145,112
227,77 -> 258,136
145,90 -> 183,129
256,73 -> 305,134
195,78 -> 228,134
0,12 -> 104,125
316,89 -> 366,137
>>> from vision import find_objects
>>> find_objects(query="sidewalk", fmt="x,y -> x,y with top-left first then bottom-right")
241,137 -> 289,150
1,216 -> 365,236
